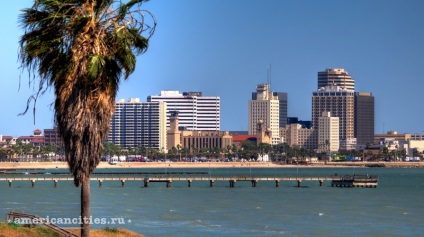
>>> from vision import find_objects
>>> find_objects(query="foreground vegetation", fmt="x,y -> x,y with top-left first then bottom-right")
0,223 -> 143,237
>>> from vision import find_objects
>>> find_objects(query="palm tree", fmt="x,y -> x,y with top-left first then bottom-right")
18,1 -> 155,236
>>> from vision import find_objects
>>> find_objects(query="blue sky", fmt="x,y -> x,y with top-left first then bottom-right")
1,0 -> 424,137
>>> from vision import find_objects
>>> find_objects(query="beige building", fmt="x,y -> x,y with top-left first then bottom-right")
318,112 -> 339,152
167,111 -> 181,151
280,124 -> 317,150
180,131 -> 232,151
248,84 -> 280,144
312,85 -> 354,141
167,112 -> 232,151
256,120 -> 272,145
374,131 -> 411,143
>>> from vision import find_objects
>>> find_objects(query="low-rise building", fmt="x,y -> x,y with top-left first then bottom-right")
374,131 -> 410,143
280,124 -> 317,150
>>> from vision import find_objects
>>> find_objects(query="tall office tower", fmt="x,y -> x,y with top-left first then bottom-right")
318,68 -> 355,91
108,98 -> 167,151
147,91 -> 220,131
248,84 -> 280,144
312,85 -> 355,141
354,92 -> 375,146
318,112 -> 340,152
252,91 -> 287,128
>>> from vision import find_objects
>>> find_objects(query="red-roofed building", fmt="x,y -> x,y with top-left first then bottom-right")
17,129 -> 45,147
0,135 -> 16,146
232,135 -> 257,145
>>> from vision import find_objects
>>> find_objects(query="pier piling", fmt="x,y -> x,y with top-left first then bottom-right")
251,180 -> 258,187
275,180 -> 280,188
297,180 -> 301,188
209,180 -> 214,187
188,180 -> 192,187
144,179 -> 149,187
319,180 -> 323,187
229,180 -> 236,188
166,181 -> 172,188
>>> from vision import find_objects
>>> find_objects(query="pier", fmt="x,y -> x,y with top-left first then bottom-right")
0,173 -> 378,188
331,175 -> 379,188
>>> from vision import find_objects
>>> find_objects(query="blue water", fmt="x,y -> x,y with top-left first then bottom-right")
1,167 -> 424,236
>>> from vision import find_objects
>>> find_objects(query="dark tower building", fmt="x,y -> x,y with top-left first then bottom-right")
354,92 -> 375,146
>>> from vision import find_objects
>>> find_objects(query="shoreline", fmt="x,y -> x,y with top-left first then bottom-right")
0,161 -> 423,170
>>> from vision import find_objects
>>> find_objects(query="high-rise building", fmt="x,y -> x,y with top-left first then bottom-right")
108,98 -> 167,151
248,84 -> 280,144
318,68 -> 354,91
354,92 -> 375,146
253,91 -> 287,128
147,91 -> 220,131
318,112 -> 339,152
312,85 -> 355,141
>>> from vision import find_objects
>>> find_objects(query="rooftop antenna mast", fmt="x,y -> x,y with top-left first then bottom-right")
267,64 -> 272,89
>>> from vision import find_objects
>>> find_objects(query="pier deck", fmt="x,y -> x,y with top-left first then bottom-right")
0,173 -> 378,188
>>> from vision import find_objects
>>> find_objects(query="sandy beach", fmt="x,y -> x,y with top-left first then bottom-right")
0,161 -> 423,170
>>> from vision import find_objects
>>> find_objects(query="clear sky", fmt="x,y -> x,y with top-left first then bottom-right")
1,0 -> 424,137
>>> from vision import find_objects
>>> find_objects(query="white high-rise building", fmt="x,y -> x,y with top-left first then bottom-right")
108,98 -> 167,151
147,91 -> 220,131
248,84 -> 280,144
318,112 -> 339,152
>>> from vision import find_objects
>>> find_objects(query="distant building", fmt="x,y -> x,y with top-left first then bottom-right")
256,119 -> 272,145
340,138 -> 357,151
410,132 -> 424,141
248,84 -> 280,144
180,130 -> 232,152
312,85 -> 354,141
166,111 -> 232,152
44,128 -> 62,150
252,91 -> 288,128
108,98 -> 167,151
17,129 -> 44,148
318,68 -> 355,91
167,111 -> 181,150
287,117 -> 312,129
354,92 -> 374,146
318,112 -> 339,152
374,131 -> 411,143
280,124 -> 317,150
147,90 -> 220,131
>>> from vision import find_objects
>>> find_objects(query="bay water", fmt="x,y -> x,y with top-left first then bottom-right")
1,167 -> 423,236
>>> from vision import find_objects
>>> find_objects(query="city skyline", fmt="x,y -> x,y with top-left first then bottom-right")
1,1 -> 424,136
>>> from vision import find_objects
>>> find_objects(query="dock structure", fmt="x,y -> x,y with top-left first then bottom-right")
331,175 -> 379,188
0,174 -> 378,188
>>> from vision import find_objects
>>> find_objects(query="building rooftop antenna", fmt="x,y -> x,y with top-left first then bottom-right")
267,64 -> 272,90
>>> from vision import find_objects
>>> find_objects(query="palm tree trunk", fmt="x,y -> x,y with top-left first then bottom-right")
81,176 -> 91,237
